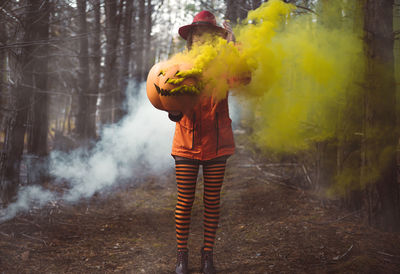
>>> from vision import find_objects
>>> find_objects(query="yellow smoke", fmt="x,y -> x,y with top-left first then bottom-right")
161,0 -> 369,197
170,35 -> 250,100
236,0 -> 364,152
168,0 -> 364,153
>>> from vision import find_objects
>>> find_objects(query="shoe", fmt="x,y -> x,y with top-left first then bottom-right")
200,247 -> 216,274
175,249 -> 188,274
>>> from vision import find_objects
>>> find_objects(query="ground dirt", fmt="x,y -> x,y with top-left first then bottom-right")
0,132 -> 400,273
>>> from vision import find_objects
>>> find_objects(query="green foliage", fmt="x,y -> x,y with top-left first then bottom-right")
185,4 -> 197,16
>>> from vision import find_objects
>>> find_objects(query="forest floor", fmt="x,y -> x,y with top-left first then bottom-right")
0,132 -> 400,273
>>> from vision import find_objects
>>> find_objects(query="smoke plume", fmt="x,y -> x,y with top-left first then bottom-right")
168,0 -> 364,153
0,82 -> 175,222
163,0 -> 366,196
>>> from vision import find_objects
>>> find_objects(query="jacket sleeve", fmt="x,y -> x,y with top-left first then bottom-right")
168,112 -> 183,122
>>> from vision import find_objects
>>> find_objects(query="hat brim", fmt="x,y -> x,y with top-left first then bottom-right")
178,23 -> 228,40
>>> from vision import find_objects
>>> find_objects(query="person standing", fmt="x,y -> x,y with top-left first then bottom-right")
169,10 -> 237,274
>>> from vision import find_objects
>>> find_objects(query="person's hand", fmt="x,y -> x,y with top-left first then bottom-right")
168,112 -> 183,122
223,20 -> 236,42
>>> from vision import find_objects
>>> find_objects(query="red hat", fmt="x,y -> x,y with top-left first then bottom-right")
178,10 -> 227,40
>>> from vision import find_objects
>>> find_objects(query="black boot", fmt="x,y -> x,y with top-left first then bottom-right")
200,247 -> 216,274
175,249 -> 188,274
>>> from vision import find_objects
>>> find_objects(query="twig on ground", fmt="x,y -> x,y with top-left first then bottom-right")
16,217 -> 41,229
261,177 -> 302,191
334,210 -> 361,222
238,162 -> 311,190
302,164 -> 313,187
377,251 -> 400,258
262,163 -> 299,167
240,162 -> 302,191
237,163 -> 299,168
55,221 -> 76,226
263,171 -> 284,179
21,233 -> 47,246
332,244 -> 353,261
306,210 -> 361,225
0,231 -> 10,237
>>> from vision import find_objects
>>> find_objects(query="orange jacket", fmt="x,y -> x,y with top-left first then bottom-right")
171,95 -> 235,161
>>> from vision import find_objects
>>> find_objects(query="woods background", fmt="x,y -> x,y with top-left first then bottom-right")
0,0 -> 400,232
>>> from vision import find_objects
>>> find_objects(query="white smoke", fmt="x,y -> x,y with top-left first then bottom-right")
0,185 -> 56,221
228,95 -> 243,130
0,82 -> 175,222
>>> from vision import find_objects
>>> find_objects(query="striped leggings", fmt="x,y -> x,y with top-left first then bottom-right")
175,158 -> 227,252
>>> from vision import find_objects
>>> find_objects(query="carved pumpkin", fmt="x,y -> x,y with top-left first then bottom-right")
146,61 -> 202,114
146,61 -> 166,110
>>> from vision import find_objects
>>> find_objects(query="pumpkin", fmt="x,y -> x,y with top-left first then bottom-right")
146,61 -> 166,110
146,61 -> 202,114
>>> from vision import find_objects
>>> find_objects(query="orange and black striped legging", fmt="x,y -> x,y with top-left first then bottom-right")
175,158 -> 227,252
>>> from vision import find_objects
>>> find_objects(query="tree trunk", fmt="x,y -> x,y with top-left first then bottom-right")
76,0 -> 96,141
334,0 -> 364,211
0,23 -> 7,134
362,0 -> 400,231
238,0 -> 248,20
145,0 -> 152,74
1,0 -> 38,204
89,0 -> 102,137
395,0 -> 400,183
27,0 -> 51,184
134,0 -> 145,82
100,0 -> 122,125
115,0 -> 133,122
252,0 -> 262,10
225,0 -> 239,24
225,0 -> 248,24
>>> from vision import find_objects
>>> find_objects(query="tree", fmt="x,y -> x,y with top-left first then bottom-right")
144,0 -> 153,76
362,0 -> 400,231
115,0 -> 134,122
333,0 -> 364,211
27,0 -> 51,184
134,0 -> 145,82
1,0 -> 43,203
76,0 -> 96,141
90,0 -> 102,132
225,0 -> 240,23
0,14 -> 6,132
100,0 -> 123,125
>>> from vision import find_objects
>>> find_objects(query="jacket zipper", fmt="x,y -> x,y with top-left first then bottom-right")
216,112 -> 219,154
192,113 -> 196,149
